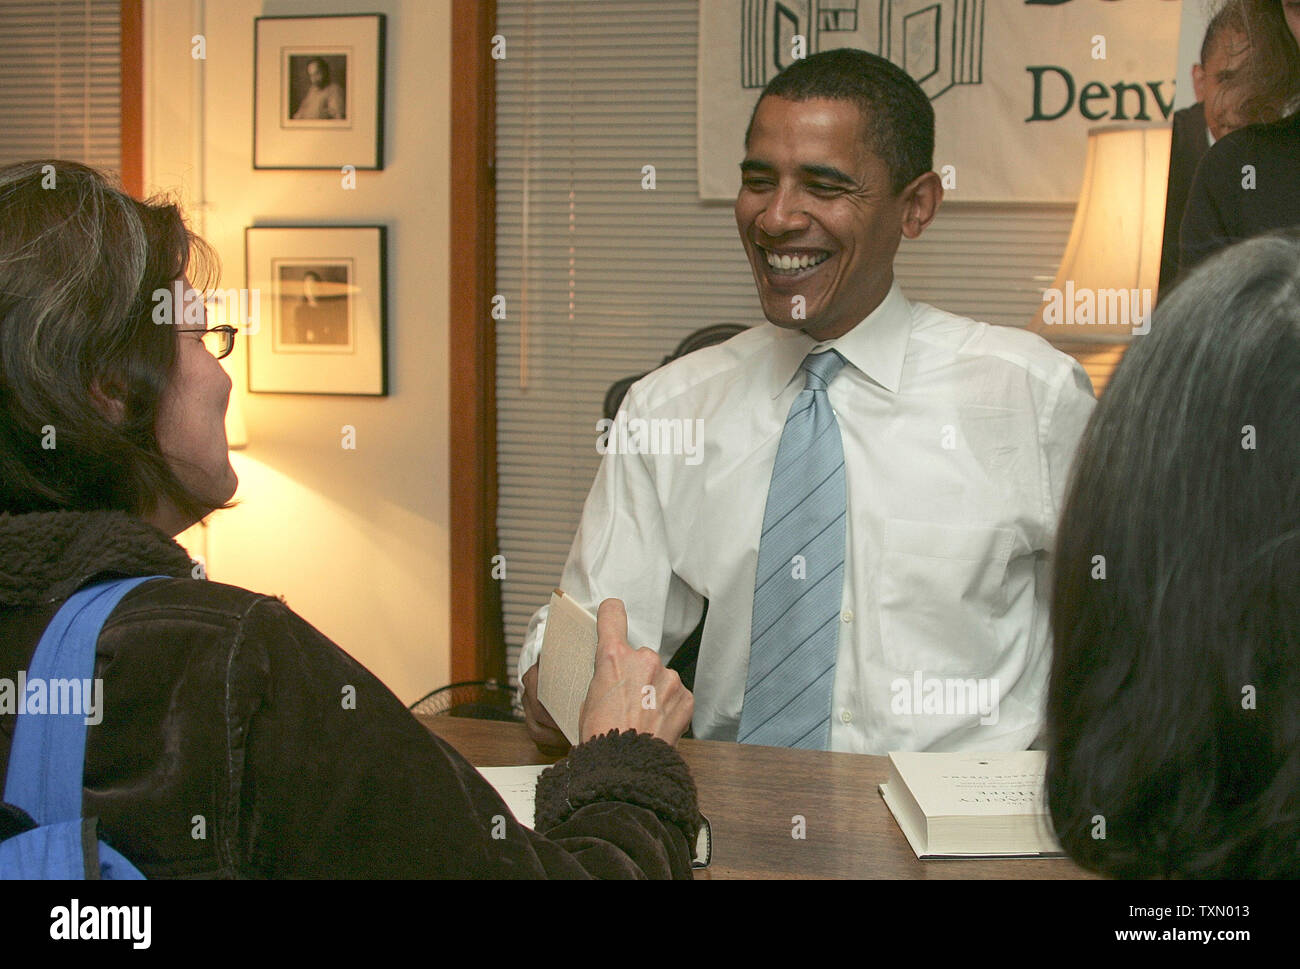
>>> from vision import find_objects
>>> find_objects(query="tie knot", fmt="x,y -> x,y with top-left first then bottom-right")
801,350 -> 846,391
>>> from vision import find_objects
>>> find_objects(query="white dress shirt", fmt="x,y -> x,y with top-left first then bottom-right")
519,283 -> 1096,753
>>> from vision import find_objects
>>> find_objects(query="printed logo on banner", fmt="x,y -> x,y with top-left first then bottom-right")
700,0 -> 1182,202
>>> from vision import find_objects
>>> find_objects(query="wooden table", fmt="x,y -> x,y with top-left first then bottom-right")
420,717 -> 1096,880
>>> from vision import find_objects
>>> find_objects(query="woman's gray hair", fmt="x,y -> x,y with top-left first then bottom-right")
0,159 -> 218,519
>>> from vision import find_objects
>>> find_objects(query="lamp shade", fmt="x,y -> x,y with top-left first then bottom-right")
1032,125 -> 1172,345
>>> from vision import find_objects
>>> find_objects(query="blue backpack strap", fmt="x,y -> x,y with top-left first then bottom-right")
3,576 -> 162,824
0,820 -> 99,878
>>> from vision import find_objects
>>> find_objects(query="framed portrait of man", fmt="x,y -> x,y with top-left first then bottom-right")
285,53 -> 349,126
273,263 -> 354,353
254,14 -> 385,169
246,226 -> 388,395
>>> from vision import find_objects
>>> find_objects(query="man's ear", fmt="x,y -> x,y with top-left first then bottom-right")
899,171 -> 943,241
1191,63 -> 1206,104
89,377 -> 127,424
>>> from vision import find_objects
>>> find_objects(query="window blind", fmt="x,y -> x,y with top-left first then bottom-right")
495,0 -> 1075,680
0,0 -> 121,172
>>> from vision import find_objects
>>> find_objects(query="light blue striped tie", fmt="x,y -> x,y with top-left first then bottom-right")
739,349 -> 847,749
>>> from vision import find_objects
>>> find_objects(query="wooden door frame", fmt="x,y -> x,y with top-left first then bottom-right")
121,0 -> 505,682
120,0 -> 144,197
449,0 -> 505,682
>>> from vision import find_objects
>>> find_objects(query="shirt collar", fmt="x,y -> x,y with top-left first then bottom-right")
767,282 -> 913,398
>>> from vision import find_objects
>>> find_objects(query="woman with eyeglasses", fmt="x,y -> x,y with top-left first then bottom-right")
0,160 -> 699,878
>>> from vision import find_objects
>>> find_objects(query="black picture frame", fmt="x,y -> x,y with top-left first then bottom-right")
253,13 -> 386,170
245,225 -> 388,396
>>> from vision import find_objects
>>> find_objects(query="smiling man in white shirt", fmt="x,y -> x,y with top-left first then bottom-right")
519,48 -> 1096,755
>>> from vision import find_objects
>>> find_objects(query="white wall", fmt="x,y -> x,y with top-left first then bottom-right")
144,0 -> 451,703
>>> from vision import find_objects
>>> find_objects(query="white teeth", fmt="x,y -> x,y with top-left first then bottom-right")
765,251 -> 828,272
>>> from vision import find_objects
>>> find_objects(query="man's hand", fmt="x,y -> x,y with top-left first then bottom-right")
578,599 -> 693,746
521,663 -> 571,754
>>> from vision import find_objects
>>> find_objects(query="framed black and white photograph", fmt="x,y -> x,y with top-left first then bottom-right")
285,53 -> 349,124
274,263 -> 353,351
254,14 -> 385,169
246,226 -> 387,395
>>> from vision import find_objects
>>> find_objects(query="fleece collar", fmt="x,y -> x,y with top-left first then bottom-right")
0,511 -> 194,608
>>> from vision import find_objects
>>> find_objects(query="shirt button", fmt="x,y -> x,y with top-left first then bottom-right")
840,710 -> 853,723
841,609 -> 854,623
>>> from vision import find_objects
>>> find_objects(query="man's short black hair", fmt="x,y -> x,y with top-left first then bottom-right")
1200,1 -> 1247,65
744,48 -> 934,194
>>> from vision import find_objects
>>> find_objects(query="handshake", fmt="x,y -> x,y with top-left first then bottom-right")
521,599 -> 693,753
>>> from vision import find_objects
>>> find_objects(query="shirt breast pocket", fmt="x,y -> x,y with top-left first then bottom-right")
877,518 -> 1017,678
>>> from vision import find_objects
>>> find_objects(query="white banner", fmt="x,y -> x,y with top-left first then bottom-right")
698,0 -> 1182,202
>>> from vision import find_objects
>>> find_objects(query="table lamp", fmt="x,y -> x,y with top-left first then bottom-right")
1030,124 -> 1172,391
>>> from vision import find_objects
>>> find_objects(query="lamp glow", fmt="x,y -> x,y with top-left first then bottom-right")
1032,125 -> 1172,345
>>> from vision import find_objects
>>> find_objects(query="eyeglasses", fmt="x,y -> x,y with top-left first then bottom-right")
193,325 -> 238,361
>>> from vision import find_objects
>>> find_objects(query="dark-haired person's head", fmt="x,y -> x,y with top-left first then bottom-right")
1202,1 -> 1248,65
0,160 -> 236,536
1219,0 -> 1300,125
1046,230 -> 1300,878
1194,2 -> 1251,139
300,269 -> 323,303
743,47 -> 934,193
735,49 -> 942,342
306,57 -> 330,88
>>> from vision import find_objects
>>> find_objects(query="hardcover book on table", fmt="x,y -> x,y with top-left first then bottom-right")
879,750 -> 1064,859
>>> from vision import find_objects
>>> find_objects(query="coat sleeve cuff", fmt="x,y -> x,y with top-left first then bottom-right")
534,729 -> 701,848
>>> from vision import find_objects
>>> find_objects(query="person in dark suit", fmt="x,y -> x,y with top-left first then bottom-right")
1159,3 -> 1249,296
1180,0 -> 1300,274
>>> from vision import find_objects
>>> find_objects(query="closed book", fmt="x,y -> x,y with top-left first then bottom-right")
537,590 -> 598,746
879,750 -> 1064,858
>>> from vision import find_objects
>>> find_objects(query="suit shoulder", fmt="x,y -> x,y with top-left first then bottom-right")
1172,101 -> 1205,129
1193,120 -> 1283,180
